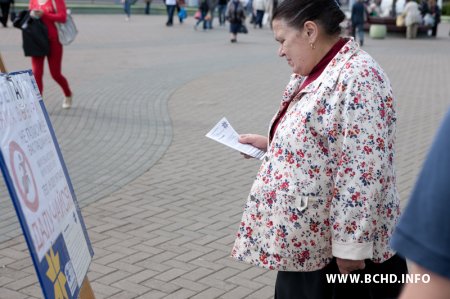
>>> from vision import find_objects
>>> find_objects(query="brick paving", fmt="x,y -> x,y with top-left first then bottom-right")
1,14 -> 450,298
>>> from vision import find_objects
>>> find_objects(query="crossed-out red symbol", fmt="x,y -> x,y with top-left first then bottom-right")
9,141 -> 39,212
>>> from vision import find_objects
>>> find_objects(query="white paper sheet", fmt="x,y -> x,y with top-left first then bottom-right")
206,117 -> 265,160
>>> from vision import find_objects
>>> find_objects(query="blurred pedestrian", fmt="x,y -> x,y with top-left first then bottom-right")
252,0 -> 267,28
121,0 -> 131,21
226,0 -> 246,42
217,0 -> 228,26
29,0 -> 73,108
351,0 -> 366,46
194,0 -> 210,30
232,0 -> 407,298
206,0 -> 218,29
391,108 -> 450,299
401,0 -> 422,39
0,0 -> 13,27
144,0 -> 152,15
176,0 -> 186,23
165,0 -> 176,26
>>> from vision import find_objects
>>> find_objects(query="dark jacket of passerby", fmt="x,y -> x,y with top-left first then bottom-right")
351,0 -> 365,26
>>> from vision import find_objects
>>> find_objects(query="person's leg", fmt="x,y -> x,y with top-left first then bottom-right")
123,0 -> 131,19
357,23 -> 364,46
256,10 -> 264,28
31,56 -> 45,95
47,40 -> 72,97
406,25 -> 412,39
166,5 -> 175,25
0,3 -> 10,27
218,4 -> 226,25
351,22 -> 356,38
412,23 -> 419,39
145,1 -> 150,14
432,24 -> 438,37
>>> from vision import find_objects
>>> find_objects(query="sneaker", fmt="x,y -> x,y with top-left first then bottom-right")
62,96 -> 72,109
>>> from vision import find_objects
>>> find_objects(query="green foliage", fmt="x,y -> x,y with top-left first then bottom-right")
442,3 -> 450,16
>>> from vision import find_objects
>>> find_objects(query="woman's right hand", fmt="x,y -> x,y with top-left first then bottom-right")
31,9 -> 44,18
239,134 -> 268,159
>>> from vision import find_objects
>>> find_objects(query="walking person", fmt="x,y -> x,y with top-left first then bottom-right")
217,0 -> 228,26
401,0 -> 422,39
252,0 -> 267,28
144,0 -> 152,15
226,0 -> 246,43
231,0 -> 407,298
165,0 -> 176,26
0,0 -> 13,27
351,0 -> 366,46
29,0 -> 73,108
194,0 -> 209,30
121,0 -> 131,21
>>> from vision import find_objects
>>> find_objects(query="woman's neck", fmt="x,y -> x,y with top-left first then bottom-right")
38,0 -> 48,5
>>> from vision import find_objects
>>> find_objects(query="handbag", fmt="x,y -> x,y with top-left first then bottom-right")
238,24 -> 248,34
194,10 -> 201,20
13,10 -> 50,57
396,15 -> 405,27
178,7 -> 187,20
51,0 -> 78,45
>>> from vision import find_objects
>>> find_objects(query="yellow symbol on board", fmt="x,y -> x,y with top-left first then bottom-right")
45,248 -> 69,299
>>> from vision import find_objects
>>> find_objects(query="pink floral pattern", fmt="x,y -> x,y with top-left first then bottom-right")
231,39 -> 401,271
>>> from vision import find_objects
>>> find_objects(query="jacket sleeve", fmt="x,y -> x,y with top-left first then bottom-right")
43,0 -> 67,23
328,74 -> 395,260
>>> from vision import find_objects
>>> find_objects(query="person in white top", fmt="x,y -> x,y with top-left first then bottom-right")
165,0 -> 177,26
401,0 -> 423,39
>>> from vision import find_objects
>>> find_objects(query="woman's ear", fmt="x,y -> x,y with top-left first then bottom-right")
303,21 -> 319,43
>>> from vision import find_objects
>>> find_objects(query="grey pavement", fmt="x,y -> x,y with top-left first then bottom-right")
1,14 -> 450,299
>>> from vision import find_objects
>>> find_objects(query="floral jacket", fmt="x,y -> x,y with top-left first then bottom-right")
231,39 -> 400,271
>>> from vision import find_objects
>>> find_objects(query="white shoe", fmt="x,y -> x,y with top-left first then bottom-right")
62,96 -> 72,109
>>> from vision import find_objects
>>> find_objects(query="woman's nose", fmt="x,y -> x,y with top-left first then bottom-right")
278,45 -> 284,57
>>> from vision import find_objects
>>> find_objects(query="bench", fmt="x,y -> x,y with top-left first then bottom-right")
364,16 -> 432,34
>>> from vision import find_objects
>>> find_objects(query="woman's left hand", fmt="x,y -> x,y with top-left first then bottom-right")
336,258 -> 365,274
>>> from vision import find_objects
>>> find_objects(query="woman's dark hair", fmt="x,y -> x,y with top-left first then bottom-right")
272,0 -> 346,35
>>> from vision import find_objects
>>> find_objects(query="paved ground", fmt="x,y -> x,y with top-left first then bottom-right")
1,14 -> 450,299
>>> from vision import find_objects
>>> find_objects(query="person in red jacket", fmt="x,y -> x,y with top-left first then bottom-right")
29,0 -> 73,109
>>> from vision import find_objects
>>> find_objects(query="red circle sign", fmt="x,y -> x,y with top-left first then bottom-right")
9,141 -> 39,212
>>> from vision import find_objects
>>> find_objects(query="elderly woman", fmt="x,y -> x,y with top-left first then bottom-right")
231,0 -> 407,298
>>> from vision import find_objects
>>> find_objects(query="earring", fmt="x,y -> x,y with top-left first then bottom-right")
310,43 -> 316,50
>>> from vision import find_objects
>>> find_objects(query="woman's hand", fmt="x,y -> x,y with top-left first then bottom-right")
32,9 -> 44,18
336,258 -> 366,274
239,134 -> 268,159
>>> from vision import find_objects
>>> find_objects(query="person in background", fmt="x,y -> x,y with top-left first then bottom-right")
401,0 -> 422,39
252,0 -> 267,28
176,0 -> 186,24
29,0 -> 73,108
206,0 -> 218,29
391,108 -> 450,299
165,0 -> 177,26
121,0 -> 131,21
194,0 -> 209,30
232,0 -> 407,298
217,0 -> 229,26
0,0 -> 13,27
144,0 -> 152,15
426,0 -> 440,37
226,0 -> 246,43
351,0 -> 366,46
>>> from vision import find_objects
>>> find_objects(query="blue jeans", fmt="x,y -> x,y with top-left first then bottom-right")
123,0 -> 131,18
352,22 -> 364,45
166,4 -> 176,25
217,4 -> 227,25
